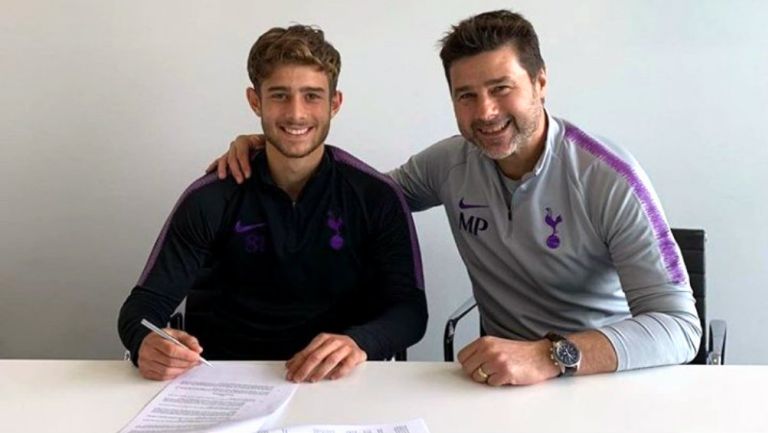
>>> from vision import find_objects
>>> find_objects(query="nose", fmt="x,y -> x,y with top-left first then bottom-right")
285,96 -> 308,122
475,93 -> 499,122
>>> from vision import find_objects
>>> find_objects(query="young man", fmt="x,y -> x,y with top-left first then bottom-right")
212,11 -> 701,386
118,25 -> 427,382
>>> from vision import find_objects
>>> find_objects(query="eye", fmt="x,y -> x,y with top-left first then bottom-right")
492,85 -> 512,95
456,92 -> 476,102
305,93 -> 323,102
270,92 -> 288,101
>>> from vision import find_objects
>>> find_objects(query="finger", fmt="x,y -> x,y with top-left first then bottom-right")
142,352 -> 195,369
153,340 -> 201,363
457,338 -> 482,364
227,146 -> 244,184
286,333 -> 340,380
460,350 -> 490,377
286,334 -> 332,372
486,371 -> 508,387
205,159 -> 217,174
290,338 -> 343,382
307,346 -> 351,382
138,334 -> 196,371
217,155 -> 228,179
163,329 -> 204,354
470,367 -> 486,383
143,366 -> 187,381
140,366 -> 166,381
246,134 -> 266,151
139,359 -> 192,381
174,333 -> 203,353
328,351 -> 365,380
234,139 -> 251,179
284,352 -> 303,373
147,349 -> 199,369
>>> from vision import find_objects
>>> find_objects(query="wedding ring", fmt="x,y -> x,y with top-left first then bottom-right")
476,366 -> 490,382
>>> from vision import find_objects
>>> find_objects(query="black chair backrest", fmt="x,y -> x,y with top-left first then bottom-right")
670,228 -> 707,365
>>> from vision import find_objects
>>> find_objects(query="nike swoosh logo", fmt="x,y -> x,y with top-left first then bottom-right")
459,198 -> 489,210
234,221 -> 266,233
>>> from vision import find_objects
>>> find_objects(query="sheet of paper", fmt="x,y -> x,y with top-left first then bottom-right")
119,362 -> 298,433
259,418 -> 430,433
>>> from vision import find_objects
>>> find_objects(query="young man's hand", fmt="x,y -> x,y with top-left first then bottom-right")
205,134 -> 265,183
285,333 -> 367,383
137,328 -> 204,381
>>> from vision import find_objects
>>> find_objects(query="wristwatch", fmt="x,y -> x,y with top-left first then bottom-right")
545,332 -> 581,377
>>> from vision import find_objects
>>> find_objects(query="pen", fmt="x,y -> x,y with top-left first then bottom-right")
140,318 -> 213,367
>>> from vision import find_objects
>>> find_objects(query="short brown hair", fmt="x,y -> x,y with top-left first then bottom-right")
439,10 -> 545,86
247,25 -> 341,93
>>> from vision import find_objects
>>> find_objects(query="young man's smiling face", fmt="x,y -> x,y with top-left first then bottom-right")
449,45 -> 547,162
248,64 -> 342,159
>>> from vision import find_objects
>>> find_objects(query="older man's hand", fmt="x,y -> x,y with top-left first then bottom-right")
457,336 -> 560,386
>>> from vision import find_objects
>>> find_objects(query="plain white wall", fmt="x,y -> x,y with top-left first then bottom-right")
1,0 -> 766,364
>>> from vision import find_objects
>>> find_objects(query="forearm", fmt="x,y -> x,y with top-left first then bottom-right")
598,310 -> 702,371
344,293 -> 428,360
568,330 -> 618,375
118,286 -> 180,365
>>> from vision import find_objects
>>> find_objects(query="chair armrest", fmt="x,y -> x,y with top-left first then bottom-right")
706,319 -> 727,365
444,296 -> 477,361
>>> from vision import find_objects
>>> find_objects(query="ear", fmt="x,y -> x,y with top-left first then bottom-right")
246,87 -> 262,117
535,68 -> 548,102
330,90 -> 343,118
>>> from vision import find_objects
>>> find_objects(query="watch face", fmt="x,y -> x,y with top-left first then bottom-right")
555,340 -> 581,367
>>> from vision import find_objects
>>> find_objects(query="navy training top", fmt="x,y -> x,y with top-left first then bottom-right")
118,145 -> 427,364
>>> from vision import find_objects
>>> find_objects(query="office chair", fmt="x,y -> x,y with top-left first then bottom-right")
443,228 -> 727,365
170,270 -> 408,361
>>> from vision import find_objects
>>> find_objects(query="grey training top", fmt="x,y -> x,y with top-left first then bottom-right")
389,113 -> 702,371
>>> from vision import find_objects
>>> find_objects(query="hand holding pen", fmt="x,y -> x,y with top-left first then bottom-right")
137,318 -> 212,381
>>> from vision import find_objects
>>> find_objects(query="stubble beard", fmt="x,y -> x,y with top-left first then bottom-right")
473,100 -> 543,161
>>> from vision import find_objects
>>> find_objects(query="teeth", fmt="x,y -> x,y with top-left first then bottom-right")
478,121 -> 508,134
283,127 -> 310,135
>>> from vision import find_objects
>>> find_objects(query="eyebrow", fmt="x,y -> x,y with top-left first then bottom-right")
265,86 -> 327,93
452,76 -> 514,96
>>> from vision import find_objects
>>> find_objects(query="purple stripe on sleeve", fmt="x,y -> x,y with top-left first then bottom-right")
330,147 -> 425,289
564,124 -> 687,285
137,173 -> 220,286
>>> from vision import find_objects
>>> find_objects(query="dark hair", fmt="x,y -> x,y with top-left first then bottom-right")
247,24 -> 341,93
439,10 -> 545,85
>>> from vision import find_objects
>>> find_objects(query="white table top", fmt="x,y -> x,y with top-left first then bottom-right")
1,360 -> 766,433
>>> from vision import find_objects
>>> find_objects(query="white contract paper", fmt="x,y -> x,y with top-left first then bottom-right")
259,418 -> 430,433
119,362 -> 298,433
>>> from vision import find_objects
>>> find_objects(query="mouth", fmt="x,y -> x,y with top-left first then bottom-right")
280,125 -> 313,137
475,119 -> 511,137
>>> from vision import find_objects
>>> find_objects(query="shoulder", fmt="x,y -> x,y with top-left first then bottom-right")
173,172 -> 244,215
413,135 -> 477,171
556,119 -> 646,189
329,146 -> 402,196
328,146 -> 412,216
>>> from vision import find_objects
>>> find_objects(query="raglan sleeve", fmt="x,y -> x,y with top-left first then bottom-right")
586,157 -> 702,371
117,176 -> 225,366
387,137 -> 462,212
342,179 -> 428,360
